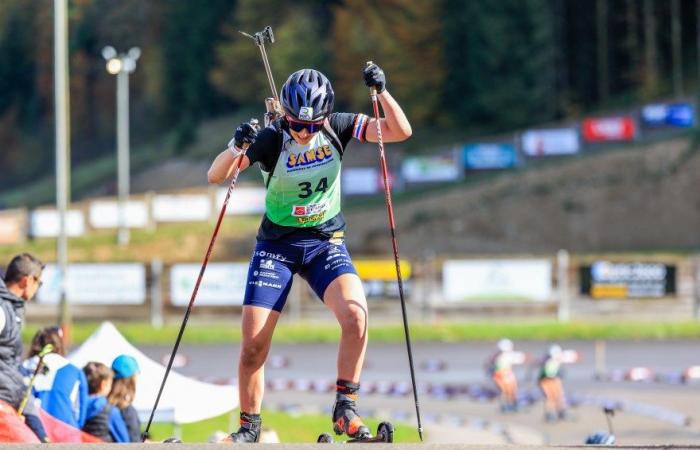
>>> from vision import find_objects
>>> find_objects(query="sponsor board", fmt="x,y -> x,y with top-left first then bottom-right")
170,263 -> 248,306
579,261 -> 676,299
354,260 -> 412,299
216,187 -> 266,215
342,168 -> 380,195
442,259 -> 552,302
401,153 -> 462,182
152,195 -> 211,222
88,200 -> 149,229
463,143 -> 518,169
30,209 -> 86,238
521,128 -> 580,156
37,264 -> 146,305
0,209 -> 27,244
582,117 -> 636,142
641,103 -> 694,128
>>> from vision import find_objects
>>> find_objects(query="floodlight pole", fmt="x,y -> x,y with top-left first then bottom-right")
54,0 -> 71,336
103,46 -> 140,246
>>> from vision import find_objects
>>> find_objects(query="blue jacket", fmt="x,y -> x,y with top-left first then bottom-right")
84,395 -> 130,443
22,354 -> 89,428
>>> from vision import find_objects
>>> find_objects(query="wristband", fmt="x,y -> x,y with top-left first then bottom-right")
229,145 -> 243,158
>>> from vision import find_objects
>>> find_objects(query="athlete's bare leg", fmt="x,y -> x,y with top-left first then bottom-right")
238,305 -> 280,413
324,273 -> 368,382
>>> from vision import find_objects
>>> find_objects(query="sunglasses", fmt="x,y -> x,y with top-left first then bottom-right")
287,117 -> 324,134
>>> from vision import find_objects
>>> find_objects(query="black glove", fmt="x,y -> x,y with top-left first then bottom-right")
229,122 -> 257,149
363,63 -> 386,93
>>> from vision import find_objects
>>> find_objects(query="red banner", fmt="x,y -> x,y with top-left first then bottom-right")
582,117 -> 636,142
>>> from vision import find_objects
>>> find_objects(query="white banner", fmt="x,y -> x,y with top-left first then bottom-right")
37,264 -> 146,305
152,195 -> 211,222
30,209 -> 86,238
89,200 -> 149,229
216,187 -> 266,215
401,153 -> 461,183
170,263 -> 248,306
342,168 -> 380,195
521,128 -> 580,156
442,259 -> 552,302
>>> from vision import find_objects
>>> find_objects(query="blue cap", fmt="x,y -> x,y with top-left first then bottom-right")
112,355 -> 140,379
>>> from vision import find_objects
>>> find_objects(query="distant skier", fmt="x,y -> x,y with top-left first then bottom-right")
486,338 -> 526,412
538,344 -> 568,422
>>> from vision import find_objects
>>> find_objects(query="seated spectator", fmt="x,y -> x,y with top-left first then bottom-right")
0,253 -> 48,442
109,355 -> 142,442
21,326 -> 88,428
82,361 -> 129,442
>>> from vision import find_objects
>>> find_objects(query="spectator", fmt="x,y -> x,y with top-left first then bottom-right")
485,338 -> 526,412
82,362 -> 129,442
0,253 -> 49,441
108,355 -> 141,442
538,344 -> 568,422
21,326 -> 88,428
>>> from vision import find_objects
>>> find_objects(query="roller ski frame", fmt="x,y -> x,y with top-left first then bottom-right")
317,422 -> 394,444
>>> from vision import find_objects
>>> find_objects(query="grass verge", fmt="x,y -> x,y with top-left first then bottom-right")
146,410 -> 420,443
22,320 -> 700,346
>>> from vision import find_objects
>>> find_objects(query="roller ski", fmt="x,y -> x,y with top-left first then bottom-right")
318,397 -> 394,443
318,422 -> 394,444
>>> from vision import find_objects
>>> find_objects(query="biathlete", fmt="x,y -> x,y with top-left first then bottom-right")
207,63 -> 411,442
538,344 -> 568,422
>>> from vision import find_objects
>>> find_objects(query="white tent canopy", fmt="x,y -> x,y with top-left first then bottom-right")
69,321 -> 238,424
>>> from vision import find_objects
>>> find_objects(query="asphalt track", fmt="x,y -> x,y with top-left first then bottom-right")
136,341 -> 700,446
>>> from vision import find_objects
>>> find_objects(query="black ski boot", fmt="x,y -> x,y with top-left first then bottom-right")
227,412 -> 261,443
333,399 -> 370,439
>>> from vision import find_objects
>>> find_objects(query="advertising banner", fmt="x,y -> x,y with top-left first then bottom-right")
342,168 -> 380,195
582,117 -> 636,142
354,260 -> 411,299
521,128 -> 580,156
463,143 -> 518,169
30,209 -> 86,238
401,153 -> 461,182
442,259 -> 552,302
641,103 -> 695,128
170,263 -> 248,306
37,264 -> 146,305
89,200 -> 149,229
216,187 -> 266,215
152,195 -> 211,222
580,261 -> 676,299
0,209 -> 27,244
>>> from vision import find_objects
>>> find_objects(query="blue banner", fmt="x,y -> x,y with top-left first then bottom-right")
666,103 -> 694,128
641,103 -> 694,128
463,144 -> 517,169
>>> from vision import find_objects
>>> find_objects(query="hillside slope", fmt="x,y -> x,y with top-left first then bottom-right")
344,137 -> 700,256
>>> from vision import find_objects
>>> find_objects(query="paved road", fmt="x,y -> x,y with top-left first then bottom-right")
140,341 -> 700,446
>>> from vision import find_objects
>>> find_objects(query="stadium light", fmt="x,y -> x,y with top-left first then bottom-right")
102,46 -> 140,246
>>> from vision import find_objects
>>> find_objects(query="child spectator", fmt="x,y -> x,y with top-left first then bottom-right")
82,361 -> 129,442
108,355 -> 141,442
21,326 -> 88,428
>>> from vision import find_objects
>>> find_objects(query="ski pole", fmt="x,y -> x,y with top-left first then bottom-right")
142,119 -> 259,441
366,61 -> 423,441
18,344 -> 54,415
240,26 -> 283,126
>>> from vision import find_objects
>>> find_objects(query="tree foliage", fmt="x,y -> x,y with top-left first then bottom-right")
0,0 -> 699,193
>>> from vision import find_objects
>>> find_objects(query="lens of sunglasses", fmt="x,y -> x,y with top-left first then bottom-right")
288,119 -> 323,134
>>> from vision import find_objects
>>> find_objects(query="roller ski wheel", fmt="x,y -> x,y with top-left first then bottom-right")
318,433 -> 334,443
344,422 -> 394,443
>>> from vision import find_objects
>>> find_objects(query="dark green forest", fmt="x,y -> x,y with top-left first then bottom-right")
0,0 -> 697,191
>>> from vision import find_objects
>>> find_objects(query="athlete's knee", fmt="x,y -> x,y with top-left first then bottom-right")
337,304 -> 367,340
239,343 -> 269,370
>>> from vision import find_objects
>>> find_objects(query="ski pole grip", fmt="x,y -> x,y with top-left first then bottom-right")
366,61 -> 378,96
